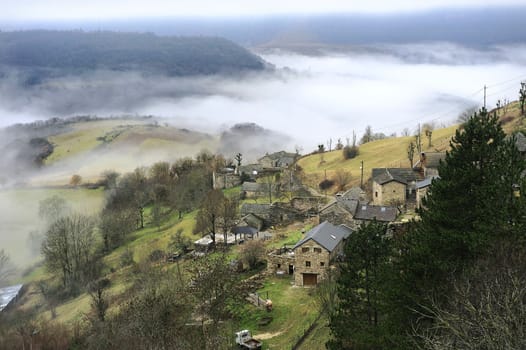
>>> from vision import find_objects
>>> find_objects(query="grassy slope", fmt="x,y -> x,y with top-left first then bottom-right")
297,101 -> 525,192
298,124 -> 457,191
41,119 -> 219,185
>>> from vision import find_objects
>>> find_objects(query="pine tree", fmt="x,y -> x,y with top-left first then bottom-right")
398,108 -> 526,343
328,220 -> 394,349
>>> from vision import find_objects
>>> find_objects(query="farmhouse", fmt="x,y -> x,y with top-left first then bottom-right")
293,221 -> 352,286
353,204 -> 399,224
371,168 -> 422,207
258,151 -> 298,169
319,198 -> 359,226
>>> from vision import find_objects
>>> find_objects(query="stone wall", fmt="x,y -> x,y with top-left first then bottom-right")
319,203 -> 354,227
294,240 -> 331,286
373,181 -> 406,206
267,248 -> 296,276
213,172 -> 241,190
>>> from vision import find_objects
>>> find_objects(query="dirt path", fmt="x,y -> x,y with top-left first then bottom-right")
254,330 -> 284,340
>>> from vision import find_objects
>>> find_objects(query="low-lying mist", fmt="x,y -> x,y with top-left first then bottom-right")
1,42 -> 525,152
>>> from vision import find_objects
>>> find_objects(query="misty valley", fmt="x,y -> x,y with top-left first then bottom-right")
1,10 -> 526,349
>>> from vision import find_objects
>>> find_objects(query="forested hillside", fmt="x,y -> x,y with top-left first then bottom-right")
0,30 -> 268,84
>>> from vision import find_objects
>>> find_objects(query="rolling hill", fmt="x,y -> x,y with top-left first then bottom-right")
0,30 -> 269,86
297,101 -> 525,192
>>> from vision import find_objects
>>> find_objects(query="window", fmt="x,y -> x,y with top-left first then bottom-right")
314,247 -> 322,253
306,261 -> 311,267
375,191 -> 378,198
302,247 -> 309,253
320,262 -> 325,267
277,263 -> 281,268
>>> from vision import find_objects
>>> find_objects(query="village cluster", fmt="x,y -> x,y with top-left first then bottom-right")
208,149 -> 447,287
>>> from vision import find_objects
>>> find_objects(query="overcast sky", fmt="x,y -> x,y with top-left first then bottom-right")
2,0 -> 525,21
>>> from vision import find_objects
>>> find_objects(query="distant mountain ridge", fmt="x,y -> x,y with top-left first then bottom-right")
0,30 -> 268,84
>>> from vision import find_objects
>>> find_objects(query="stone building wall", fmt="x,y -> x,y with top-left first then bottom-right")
213,172 -> 241,189
319,203 -> 354,227
294,240 -> 331,286
373,181 -> 406,206
267,249 -> 296,276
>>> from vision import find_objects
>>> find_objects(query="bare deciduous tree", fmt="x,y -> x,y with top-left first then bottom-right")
239,240 -> 265,270
334,169 -> 352,192
414,242 -> 526,350
41,213 -> 98,289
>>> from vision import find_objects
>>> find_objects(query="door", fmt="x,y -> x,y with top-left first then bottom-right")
288,264 -> 294,275
303,273 -> 317,286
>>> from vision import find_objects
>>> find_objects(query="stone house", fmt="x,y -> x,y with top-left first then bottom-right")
293,221 -> 352,286
212,168 -> 242,190
413,152 -> 446,177
319,199 -> 359,226
371,168 -> 423,206
258,151 -> 298,169
240,203 -> 271,229
241,181 -> 280,200
353,204 -> 399,225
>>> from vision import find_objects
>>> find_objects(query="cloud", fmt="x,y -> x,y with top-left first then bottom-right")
2,0 -> 526,20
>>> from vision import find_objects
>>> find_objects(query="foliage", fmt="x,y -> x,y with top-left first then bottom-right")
194,189 -> 237,247
328,220 -> 394,349
343,144 -> 359,160
169,228 -> 192,254
407,141 -> 416,167
38,195 -> 71,224
333,169 -> 352,192
0,30 -> 266,84
415,240 -> 526,350
41,213 -> 100,290
100,208 -> 137,251
238,240 -> 266,270
397,108 -> 526,347
319,178 -> 335,191
360,125 -> 387,144
69,174 -> 82,187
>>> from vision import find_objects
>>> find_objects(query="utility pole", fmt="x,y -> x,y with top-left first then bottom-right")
360,160 -> 364,189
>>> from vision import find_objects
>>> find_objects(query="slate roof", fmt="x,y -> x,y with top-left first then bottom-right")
372,168 -> 422,185
336,187 -> 365,201
416,176 -> 439,189
232,226 -> 259,235
293,221 -> 352,252
240,203 -> 271,216
354,204 -> 398,222
258,151 -> 298,167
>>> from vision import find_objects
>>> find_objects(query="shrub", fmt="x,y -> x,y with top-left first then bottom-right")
319,179 -> 335,190
343,145 -> 359,160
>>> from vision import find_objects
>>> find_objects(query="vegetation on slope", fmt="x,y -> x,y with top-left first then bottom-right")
0,30 -> 267,84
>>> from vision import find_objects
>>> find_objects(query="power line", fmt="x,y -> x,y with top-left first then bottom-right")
351,72 -> 525,135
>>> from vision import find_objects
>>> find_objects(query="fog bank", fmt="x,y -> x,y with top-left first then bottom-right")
0,43 -> 525,153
